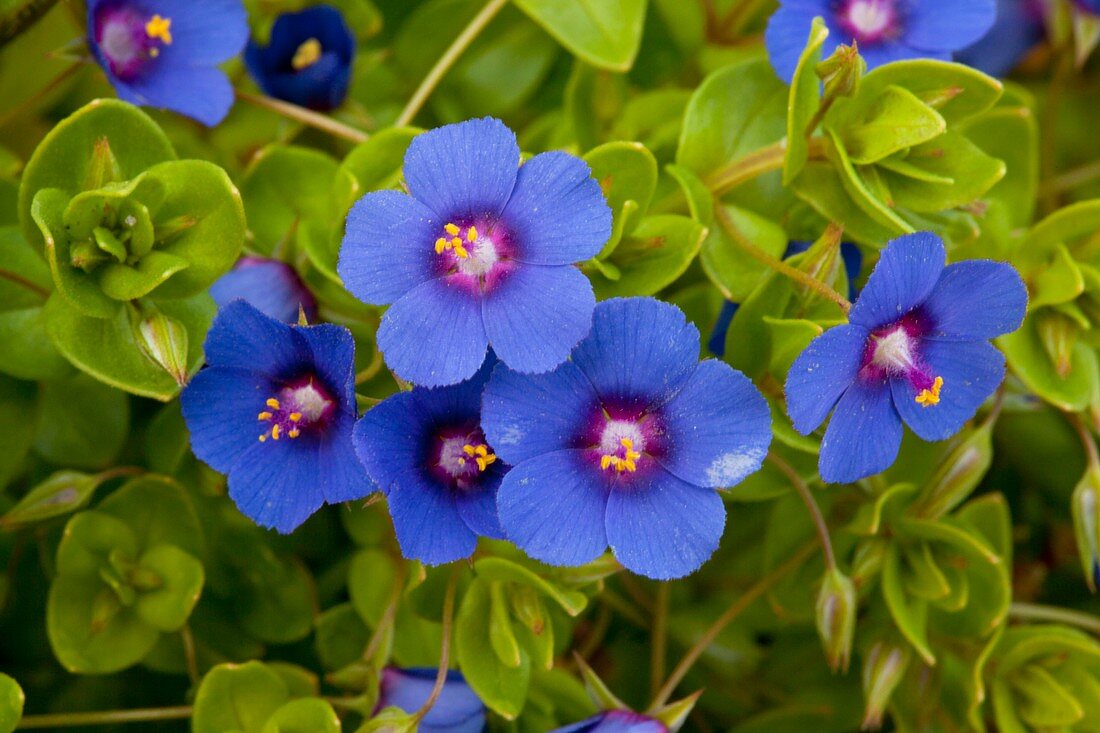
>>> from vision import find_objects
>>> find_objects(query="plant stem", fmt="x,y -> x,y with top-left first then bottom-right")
236,90 -> 368,143
650,583 -> 670,698
0,269 -> 50,300
0,59 -> 82,130
714,205 -> 852,314
395,0 -> 510,126
1009,602 -> 1100,635
1040,49 -> 1073,215
412,568 -> 460,723
648,539 -> 818,711
705,140 -> 788,198
180,624 -> 200,686
1043,159 -> 1100,196
17,706 -> 192,729
768,453 -> 836,572
1069,412 -> 1100,472
355,349 -> 385,385
713,0 -> 770,40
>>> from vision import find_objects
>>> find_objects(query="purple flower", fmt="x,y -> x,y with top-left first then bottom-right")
553,711 -> 667,733
957,0 -> 1046,77
244,5 -> 355,111
785,232 -> 1027,484
87,0 -> 248,126
337,117 -> 612,388
1077,0 -> 1100,14
180,301 -> 368,532
482,297 -> 772,580
376,668 -> 486,733
353,362 -> 505,565
209,256 -> 317,324
765,0 -> 997,83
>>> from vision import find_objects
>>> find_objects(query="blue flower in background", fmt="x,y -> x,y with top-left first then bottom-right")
210,256 -> 317,324
1077,0 -> 1100,14
244,5 -> 355,111
785,232 -> 1027,484
376,668 -> 486,733
353,361 -> 505,565
482,297 -> 772,580
708,241 -> 863,357
765,0 -> 997,83
338,117 -> 612,388
957,0 -> 1045,77
87,0 -> 247,126
552,710 -> 667,732
181,301 -> 367,532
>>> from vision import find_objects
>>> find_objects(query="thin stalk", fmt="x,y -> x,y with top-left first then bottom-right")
1069,411 -> 1100,472
17,706 -> 192,729
180,624 -> 200,686
361,563 -> 407,664
1040,49 -> 1074,215
236,90 -> 368,143
713,0 -> 770,40
650,583 -> 670,698
705,140 -> 788,197
412,568 -> 460,723
648,540 -> 818,711
714,205 -> 851,314
0,269 -> 50,300
576,602 -> 613,661
1009,602 -> 1100,635
1043,159 -> 1100,196
355,349 -> 385,385
395,0 -> 509,126
0,59 -> 82,129
768,453 -> 836,572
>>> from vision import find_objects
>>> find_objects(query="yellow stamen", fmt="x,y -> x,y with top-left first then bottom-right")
462,443 -> 497,472
915,376 -> 944,407
291,38 -> 323,71
289,413 -> 302,422
435,238 -> 447,254
600,455 -> 613,470
266,398 -> 281,409
475,445 -> 488,457
622,459 -> 636,472
467,226 -> 478,242
458,457 -> 466,466
288,428 -> 301,439
258,411 -> 273,421
259,434 -> 267,442
620,438 -> 633,450
272,424 -> 281,440
445,223 -> 460,236
454,244 -> 469,259
463,445 -> 477,456
145,14 -> 172,44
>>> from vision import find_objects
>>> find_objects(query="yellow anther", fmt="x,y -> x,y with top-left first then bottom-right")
463,445 -> 477,456
475,445 -> 489,457
272,424 -> 281,440
258,411 -> 273,421
454,244 -> 469,259
620,438 -> 633,450
445,223 -> 460,236
458,457 -> 466,466
145,14 -> 172,44
291,38 -> 323,71
288,428 -> 301,439
259,434 -> 268,443
289,413 -> 302,422
462,444 -> 496,472
467,226 -> 478,242
150,47 -> 160,58
266,398 -> 281,409
622,459 -> 636,472
600,455 -> 613,470
915,376 -> 944,407
435,238 -> 447,254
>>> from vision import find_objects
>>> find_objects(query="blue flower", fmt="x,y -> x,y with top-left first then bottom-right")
87,0 -> 248,126
210,256 -> 317,324
376,668 -> 486,733
765,0 -> 997,83
244,5 -> 355,111
785,232 -> 1027,484
1078,0 -> 1100,14
338,117 -> 612,388
482,297 -> 772,580
708,241 -> 863,357
553,711 -> 667,733
353,361 -> 505,565
180,301 -> 367,532
957,0 -> 1045,77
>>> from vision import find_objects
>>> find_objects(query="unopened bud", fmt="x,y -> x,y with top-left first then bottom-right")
1071,467 -> 1100,592
1037,311 -> 1080,379
132,305 -> 190,386
85,136 -> 123,190
651,690 -> 703,732
794,223 -> 845,298
817,43 -> 864,102
914,421 -> 994,519
861,641 -> 911,730
815,567 -> 857,673
69,239 -> 109,272
850,537 -> 888,590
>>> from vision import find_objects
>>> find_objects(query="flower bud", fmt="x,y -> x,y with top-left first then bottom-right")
913,421 -> 994,519
816,43 -> 864,102
861,641 -> 911,730
850,537 -> 888,590
794,223 -> 845,296
1037,310 -> 1080,379
132,304 -> 190,386
815,567 -> 857,673
1071,467 -> 1100,592
84,136 -> 123,190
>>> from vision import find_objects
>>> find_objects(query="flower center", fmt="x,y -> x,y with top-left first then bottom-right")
838,0 -> 899,43
599,419 -> 645,473
94,7 -> 172,78
436,432 -> 498,482
292,38 -> 323,70
871,328 -> 916,372
434,221 -> 501,278
865,324 -> 944,408
257,376 -> 335,442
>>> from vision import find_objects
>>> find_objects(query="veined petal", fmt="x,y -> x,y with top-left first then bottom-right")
298,322 -> 357,409
849,232 -> 946,332
922,260 -> 1027,341
202,300 -> 309,377
387,471 -> 478,565
226,438 -> 327,533
115,64 -> 235,127
818,378 -> 903,483
454,464 -> 506,539
145,0 -> 248,64
785,324 -> 869,434
904,0 -> 997,51
181,367 -> 276,474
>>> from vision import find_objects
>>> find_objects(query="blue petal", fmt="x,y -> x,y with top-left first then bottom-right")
764,0 -> 833,82
604,468 -> 725,580
858,40 -> 950,70
339,190 -> 441,306
247,50 -> 351,110
379,669 -> 486,733
353,392 -> 428,494
298,322 -> 358,409
892,339 -> 1005,441
818,379 -> 903,484
403,118 -> 519,220
387,470 -> 477,565
659,360 -> 771,488
313,413 -> 372,504
113,63 -> 235,127
956,0 -> 1044,76
180,367 -> 274,474
922,260 -> 1027,341
707,301 -> 739,357
552,711 -> 667,733
785,324 -> 869,434
482,263 -> 595,374
210,258 -> 316,324
455,464 -> 505,539
376,277 -> 488,387
203,301 -> 309,377
145,0 -> 248,64
497,450 -> 609,567
481,361 -> 596,465
226,439 -> 327,533
848,232 -> 946,331
572,297 -> 699,408
501,152 -> 611,265
905,0 -> 997,51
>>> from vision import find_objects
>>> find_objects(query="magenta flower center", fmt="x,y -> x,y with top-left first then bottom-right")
599,419 -> 645,472
860,318 -> 944,407
433,428 -> 498,486
433,219 -> 515,292
257,376 -> 336,442
93,5 -> 173,79
836,0 -> 900,43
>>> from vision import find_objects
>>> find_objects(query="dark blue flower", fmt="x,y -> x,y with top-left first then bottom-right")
338,117 -> 612,388
180,301 -> 368,532
87,0 -> 248,126
957,0 -> 1045,76
376,668 -> 486,733
210,256 -> 317,324
244,5 -> 355,111
353,361 -> 505,565
1077,0 -> 1100,14
482,297 -> 772,580
765,0 -> 997,83
553,711 -> 667,733
785,232 -> 1027,484
708,241 -> 863,357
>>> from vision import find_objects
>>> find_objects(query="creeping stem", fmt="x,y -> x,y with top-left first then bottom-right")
1069,411 -> 1100,473
768,453 -> 837,572
236,90 -> 369,143
16,706 -> 194,729
412,568 -> 460,724
650,582 -> 670,698
705,140 -> 789,198
1008,602 -> 1100,636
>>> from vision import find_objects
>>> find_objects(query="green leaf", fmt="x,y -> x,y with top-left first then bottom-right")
825,130 -> 914,235
512,0 -> 646,71
0,376 -> 36,492
0,673 -> 22,733
33,373 -> 128,470
1031,244 -> 1084,308
348,548 -> 399,627
701,204 -> 787,301
55,511 -> 136,579
880,132 -> 1006,213
0,470 -> 106,528
0,226 -> 67,380
881,543 -> 935,665
314,603 -> 370,671
1024,199 -> 1100,268
97,475 -> 203,556
455,577 -> 531,719
134,544 -> 204,632
589,214 -> 705,298
193,662 -> 290,733
1000,317 -> 1099,412
585,140 -> 657,252
262,698 -> 341,733
489,580 -> 523,667
784,17 -> 829,183
789,161 -> 900,246
1011,665 -> 1084,727
831,85 -> 946,165
473,557 -> 588,615
847,59 -> 1003,125
240,145 -> 340,256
